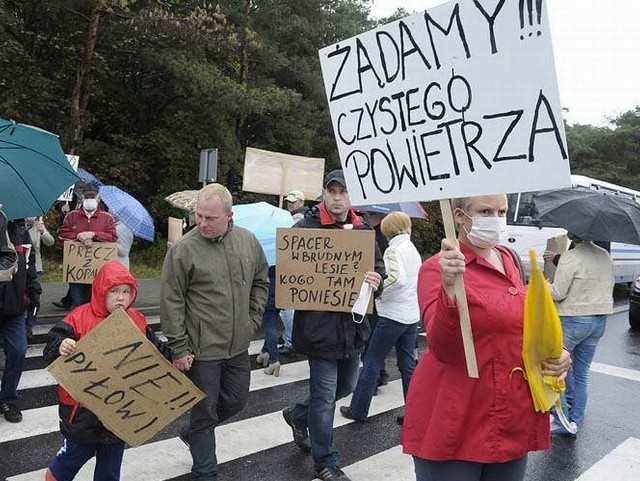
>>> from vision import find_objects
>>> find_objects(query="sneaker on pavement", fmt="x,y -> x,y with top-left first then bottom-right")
278,345 -> 295,356
314,466 -> 351,481
0,402 -> 22,423
282,408 -> 311,452
551,420 -> 578,439
52,300 -> 70,309
339,406 -> 366,423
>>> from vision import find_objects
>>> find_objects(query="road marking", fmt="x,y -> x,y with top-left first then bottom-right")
8,380 -> 405,481
340,445 -> 413,481
591,363 -> 640,383
20,339 -> 269,389
3,358 -> 312,443
575,437 -> 640,481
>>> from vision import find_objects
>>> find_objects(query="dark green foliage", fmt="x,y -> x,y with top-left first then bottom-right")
0,0 -> 638,262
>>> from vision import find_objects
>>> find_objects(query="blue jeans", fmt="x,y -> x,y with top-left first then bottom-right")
0,314 -> 27,405
350,317 -> 417,419
289,356 -> 360,470
69,283 -> 91,308
49,439 -> 125,481
260,281 -> 280,362
560,315 -> 606,425
26,271 -> 43,330
280,309 -> 294,349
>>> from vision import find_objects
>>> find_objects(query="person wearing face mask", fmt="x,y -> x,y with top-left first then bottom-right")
24,216 -> 54,338
401,195 -> 572,481
58,183 -> 117,309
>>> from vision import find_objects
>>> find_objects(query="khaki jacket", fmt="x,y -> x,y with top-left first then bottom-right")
550,241 -> 614,316
160,225 -> 269,361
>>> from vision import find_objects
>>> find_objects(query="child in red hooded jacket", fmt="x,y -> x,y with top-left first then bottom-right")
43,260 -> 171,481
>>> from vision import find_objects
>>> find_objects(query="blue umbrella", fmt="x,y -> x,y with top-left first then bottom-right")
0,118 -> 80,220
99,185 -> 155,242
354,201 -> 428,219
232,202 -> 294,265
77,167 -> 103,186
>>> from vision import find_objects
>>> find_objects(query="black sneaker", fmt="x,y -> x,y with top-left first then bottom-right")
282,408 -> 311,452
0,402 -> 22,423
339,406 -> 366,423
314,466 -> 351,481
52,300 -> 70,309
278,345 -> 295,356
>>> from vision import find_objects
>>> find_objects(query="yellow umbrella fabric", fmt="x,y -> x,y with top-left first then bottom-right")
522,248 -> 565,412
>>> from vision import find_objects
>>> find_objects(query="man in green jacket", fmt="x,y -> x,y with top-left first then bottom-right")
160,183 -> 269,481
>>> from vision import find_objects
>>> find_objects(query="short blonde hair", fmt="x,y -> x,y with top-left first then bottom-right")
380,211 -> 412,240
451,197 -> 473,213
197,183 -> 233,213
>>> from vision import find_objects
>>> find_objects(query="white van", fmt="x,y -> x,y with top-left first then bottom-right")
505,175 -> 640,284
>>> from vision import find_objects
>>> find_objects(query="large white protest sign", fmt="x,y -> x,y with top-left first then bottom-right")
58,155 -> 80,202
319,0 -> 571,205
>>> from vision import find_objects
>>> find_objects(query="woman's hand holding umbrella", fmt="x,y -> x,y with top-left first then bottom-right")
540,349 -> 572,382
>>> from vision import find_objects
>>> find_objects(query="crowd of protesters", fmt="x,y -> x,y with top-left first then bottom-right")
3,169 -> 617,481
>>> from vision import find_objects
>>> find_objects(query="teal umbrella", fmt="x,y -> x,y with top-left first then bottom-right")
0,118 -> 79,220
233,202 -> 294,265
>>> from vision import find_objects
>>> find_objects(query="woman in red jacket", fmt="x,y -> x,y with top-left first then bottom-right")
401,194 -> 572,481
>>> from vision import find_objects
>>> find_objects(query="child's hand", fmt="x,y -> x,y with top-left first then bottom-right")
59,338 -> 77,356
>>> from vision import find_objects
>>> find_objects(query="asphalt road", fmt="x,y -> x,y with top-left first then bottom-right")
0,307 -> 638,481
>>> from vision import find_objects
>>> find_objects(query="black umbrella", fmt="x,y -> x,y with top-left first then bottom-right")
533,187 -> 640,245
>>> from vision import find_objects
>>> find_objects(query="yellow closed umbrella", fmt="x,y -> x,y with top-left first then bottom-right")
522,247 -> 565,412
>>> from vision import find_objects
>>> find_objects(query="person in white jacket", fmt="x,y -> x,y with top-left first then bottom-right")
549,233 -> 613,436
340,211 -> 421,423
25,216 -> 54,337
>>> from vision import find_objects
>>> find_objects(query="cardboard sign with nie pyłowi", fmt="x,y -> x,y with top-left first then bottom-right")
47,308 -> 205,447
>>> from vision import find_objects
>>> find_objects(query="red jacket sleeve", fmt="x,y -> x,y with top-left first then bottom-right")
58,212 -> 78,240
417,256 -> 467,365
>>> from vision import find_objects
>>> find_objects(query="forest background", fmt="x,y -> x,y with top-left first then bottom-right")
1,0 -> 639,279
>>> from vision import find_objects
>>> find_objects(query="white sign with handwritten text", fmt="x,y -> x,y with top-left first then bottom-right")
319,0 -> 570,204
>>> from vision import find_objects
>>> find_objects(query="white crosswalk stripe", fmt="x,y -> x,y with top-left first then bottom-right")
4,317 -> 640,481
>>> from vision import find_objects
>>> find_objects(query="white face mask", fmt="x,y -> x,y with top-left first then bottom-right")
83,198 -> 98,212
462,212 -> 508,248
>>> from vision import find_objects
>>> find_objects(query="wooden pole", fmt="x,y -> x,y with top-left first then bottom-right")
439,199 -> 479,378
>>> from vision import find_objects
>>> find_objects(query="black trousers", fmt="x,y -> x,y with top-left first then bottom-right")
186,352 -> 251,481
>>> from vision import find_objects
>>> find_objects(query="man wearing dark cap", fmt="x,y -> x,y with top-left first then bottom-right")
58,183 -> 117,308
282,170 -> 385,481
